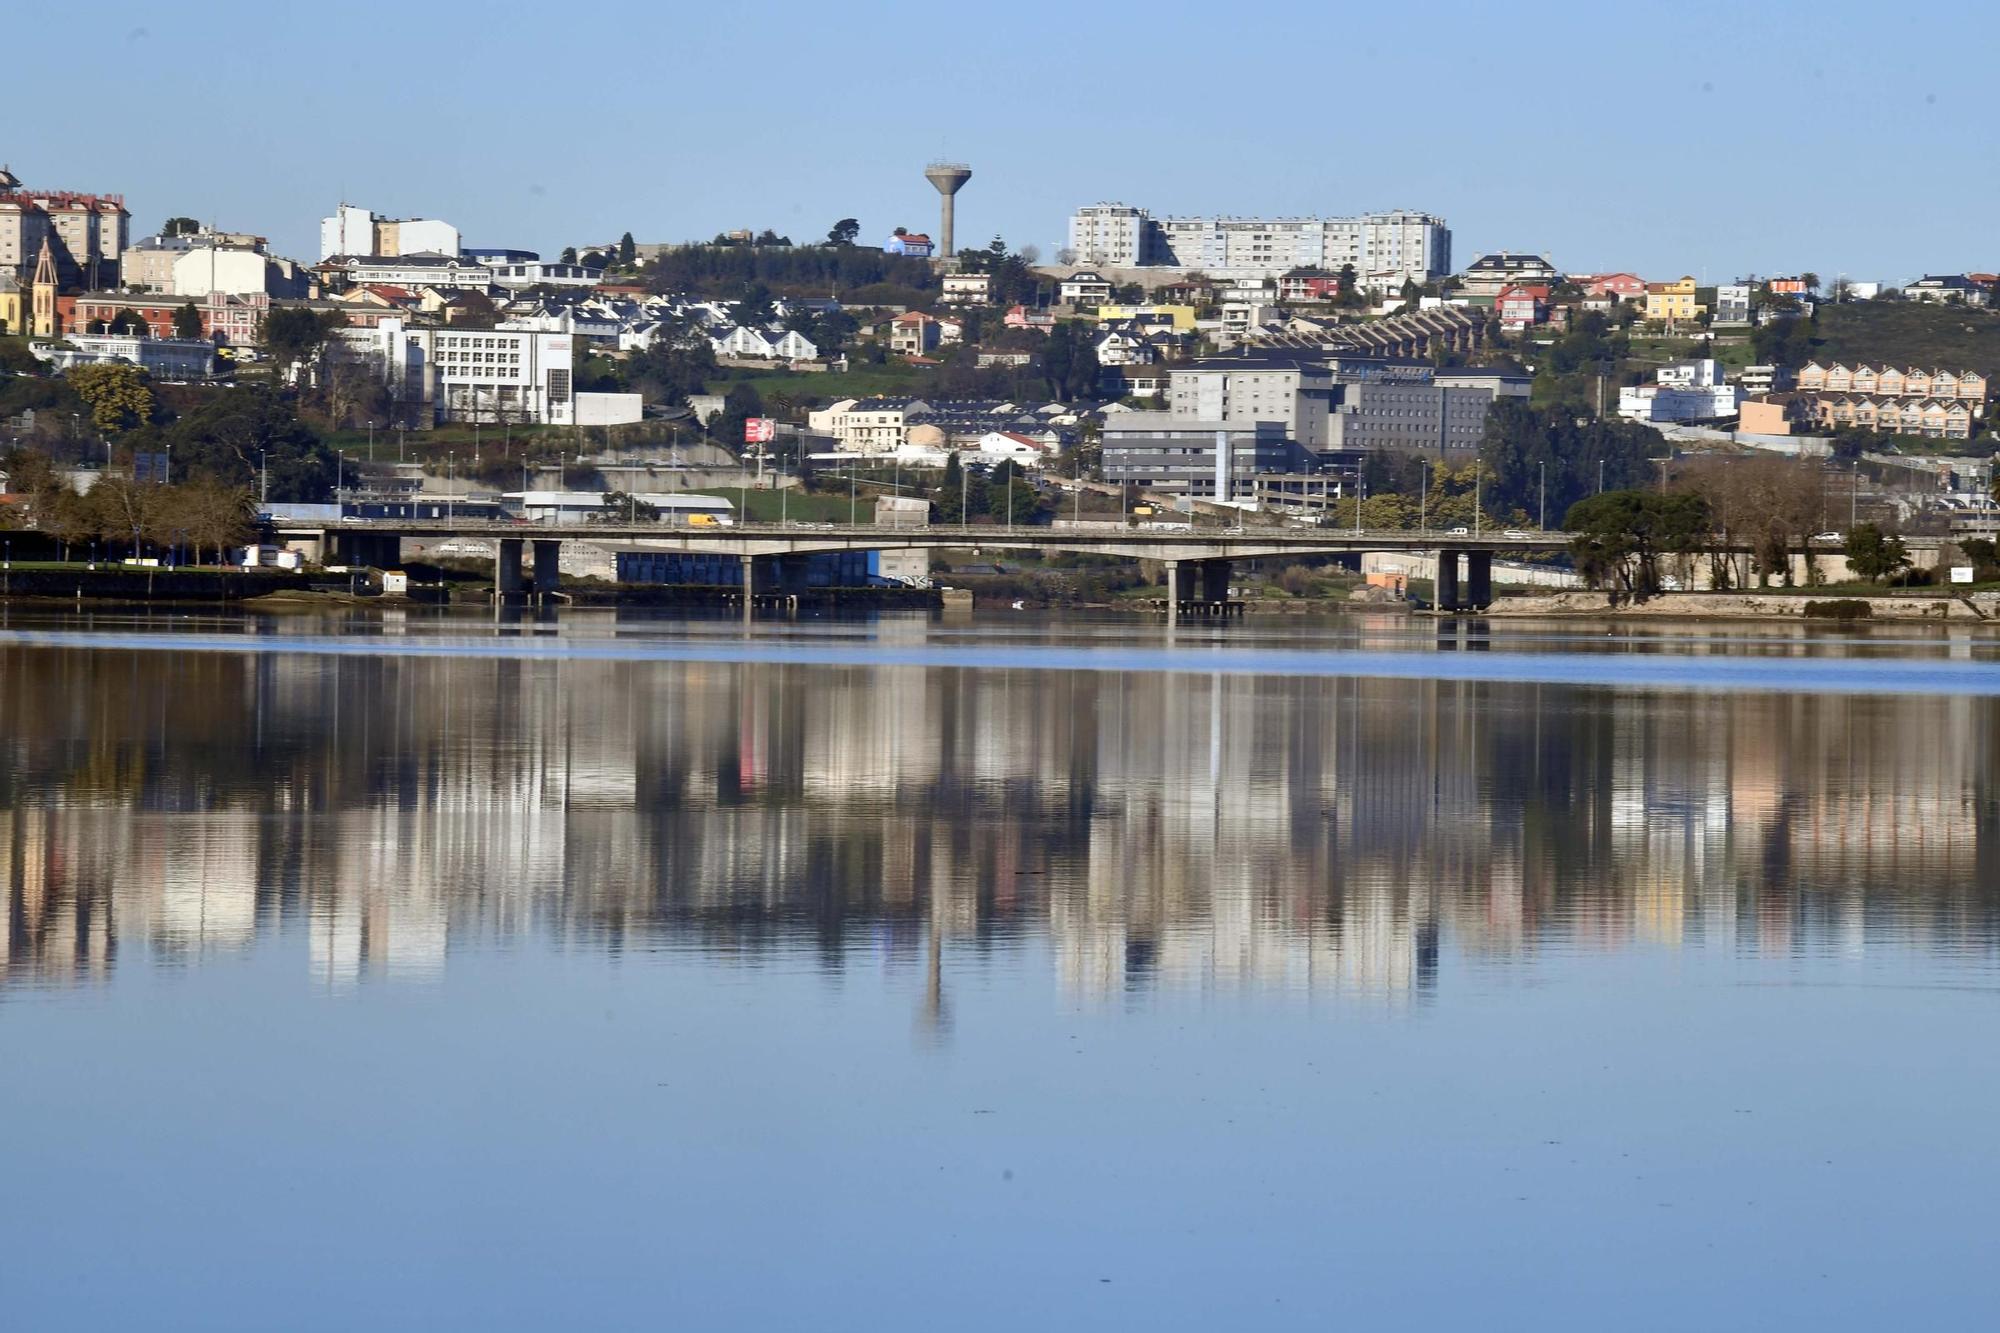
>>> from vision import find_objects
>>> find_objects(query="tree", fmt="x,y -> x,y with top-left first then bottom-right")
162,384 -> 336,501
172,301 -> 203,340
260,305 -> 345,372
1845,523 -> 1909,583
67,363 -> 155,434
827,218 -> 860,246
1564,489 -> 1710,601
986,460 -> 1038,524
934,451 -> 965,522
714,382 -> 765,449
617,232 -> 637,267
1336,263 -> 1360,307
1040,321 -> 1102,401
728,282 -> 776,329
1750,314 -> 1815,369
162,217 -> 201,238
596,490 -> 659,522
559,246 -> 578,264
1800,272 -> 1821,294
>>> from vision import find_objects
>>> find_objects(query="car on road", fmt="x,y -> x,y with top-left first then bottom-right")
1503,529 -> 1530,538
1448,526 -> 1470,535
1813,531 -> 1842,541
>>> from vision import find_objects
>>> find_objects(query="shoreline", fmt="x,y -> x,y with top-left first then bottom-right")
1484,591 -> 1998,622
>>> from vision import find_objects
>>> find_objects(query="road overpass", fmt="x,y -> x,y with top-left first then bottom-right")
267,518 -> 1897,622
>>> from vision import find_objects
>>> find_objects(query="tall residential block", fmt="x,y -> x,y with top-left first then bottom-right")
1066,204 -> 1449,287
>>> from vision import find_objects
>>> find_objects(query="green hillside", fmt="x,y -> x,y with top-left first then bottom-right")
1807,300 -> 2000,373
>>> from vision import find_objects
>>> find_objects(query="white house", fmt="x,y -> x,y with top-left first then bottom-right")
971,430 -> 1055,468
487,260 -> 604,290
1060,271 -> 1113,306
710,325 -> 820,362
1619,360 -> 1742,423
942,271 -> 992,305
33,334 -> 214,379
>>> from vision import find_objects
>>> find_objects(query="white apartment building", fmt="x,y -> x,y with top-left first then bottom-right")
341,320 -> 575,425
319,203 -> 462,261
1619,359 -> 1741,423
31,334 -> 215,379
1066,204 -> 1153,268
334,253 -> 494,289
170,246 -> 271,298
1065,204 -> 1449,286
488,260 -> 602,290
413,326 -> 574,424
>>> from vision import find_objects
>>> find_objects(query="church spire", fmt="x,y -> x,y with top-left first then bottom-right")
31,237 -> 58,336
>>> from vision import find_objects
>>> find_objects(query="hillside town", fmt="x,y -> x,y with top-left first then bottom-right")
4,152 -> 2000,604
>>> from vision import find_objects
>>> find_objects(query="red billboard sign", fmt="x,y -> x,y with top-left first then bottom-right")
744,418 -> 776,444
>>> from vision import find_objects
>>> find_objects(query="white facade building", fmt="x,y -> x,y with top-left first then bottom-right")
1619,360 -> 1741,423
339,319 -> 575,425
488,260 -> 603,290
413,326 -> 574,424
335,254 -> 494,289
170,246 -> 270,298
319,204 -> 461,261
32,334 -> 214,378
1066,204 -> 1154,268
1066,203 -> 1450,286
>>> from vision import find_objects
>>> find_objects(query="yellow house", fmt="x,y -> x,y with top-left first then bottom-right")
0,272 -> 21,336
1093,303 -> 1197,332
1644,275 -> 1701,324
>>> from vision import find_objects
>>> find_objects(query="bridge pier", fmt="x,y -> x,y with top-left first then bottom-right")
1435,551 -> 1460,611
740,553 -> 755,625
329,532 -> 400,569
532,540 -> 561,598
1466,550 -> 1492,610
495,539 -> 525,598
1201,559 -> 1231,604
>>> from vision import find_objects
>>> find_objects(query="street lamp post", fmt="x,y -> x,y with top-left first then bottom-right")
1539,461 -> 1546,531
1420,459 -> 1428,533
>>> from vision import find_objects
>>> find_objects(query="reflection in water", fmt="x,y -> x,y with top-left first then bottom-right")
3,641 -> 1998,1002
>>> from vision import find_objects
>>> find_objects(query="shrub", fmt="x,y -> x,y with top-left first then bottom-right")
1803,599 -> 1872,620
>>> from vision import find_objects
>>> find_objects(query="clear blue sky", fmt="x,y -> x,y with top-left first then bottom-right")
14,0 -> 1996,282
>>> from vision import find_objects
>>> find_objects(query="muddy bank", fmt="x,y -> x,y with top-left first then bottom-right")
1487,591 -> 1997,621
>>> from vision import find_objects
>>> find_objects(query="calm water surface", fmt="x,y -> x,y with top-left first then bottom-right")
3,609 -> 1998,1329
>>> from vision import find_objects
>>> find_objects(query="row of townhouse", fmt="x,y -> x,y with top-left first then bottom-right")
1244,305 -> 1487,360
806,397 -> 1086,454
1812,395 -> 1980,439
1795,362 -> 1988,401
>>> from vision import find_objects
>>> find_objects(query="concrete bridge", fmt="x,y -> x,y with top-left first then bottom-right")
273,518 -> 1889,622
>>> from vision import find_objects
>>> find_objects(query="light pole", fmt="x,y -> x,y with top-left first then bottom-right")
368,421 -> 375,462
447,452 -> 455,522
1419,458 -> 1428,533
1538,461 -> 1546,531
1851,464 -> 1859,529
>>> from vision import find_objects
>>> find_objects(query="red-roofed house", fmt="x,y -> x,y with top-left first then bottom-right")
1572,272 -> 1645,301
1496,284 -> 1550,330
973,430 -> 1055,468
